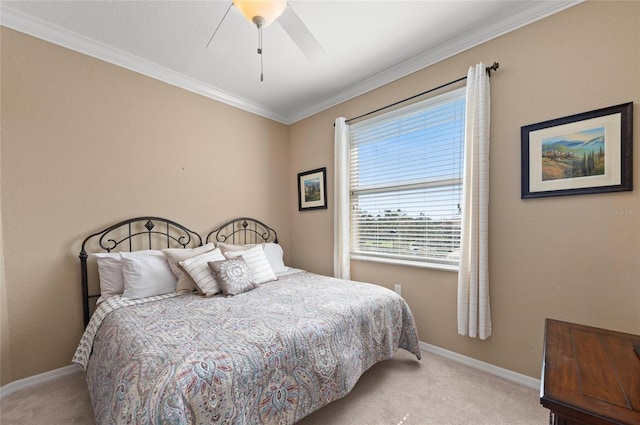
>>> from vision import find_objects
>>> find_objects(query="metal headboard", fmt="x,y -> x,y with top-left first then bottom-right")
79,216 -> 202,327
206,217 -> 278,245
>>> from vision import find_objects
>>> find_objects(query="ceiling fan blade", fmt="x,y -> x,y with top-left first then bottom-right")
206,2 -> 234,49
278,5 -> 324,60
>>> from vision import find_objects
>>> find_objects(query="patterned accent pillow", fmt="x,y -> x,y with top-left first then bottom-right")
179,248 -> 226,296
208,258 -> 255,296
224,245 -> 277,284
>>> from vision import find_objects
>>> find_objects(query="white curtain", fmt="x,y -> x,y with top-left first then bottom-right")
334,117 -> 351,280
457,63 -> 492,340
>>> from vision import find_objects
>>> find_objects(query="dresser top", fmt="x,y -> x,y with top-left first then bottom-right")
541,319 -> 640,425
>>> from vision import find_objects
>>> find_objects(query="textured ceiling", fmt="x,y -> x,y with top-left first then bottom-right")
1,1 -> 580,124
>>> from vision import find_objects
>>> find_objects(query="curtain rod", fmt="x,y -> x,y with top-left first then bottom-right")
344,61 -> 499,125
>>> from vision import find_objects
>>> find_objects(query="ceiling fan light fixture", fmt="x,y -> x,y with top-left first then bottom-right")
233,0 -> 287,28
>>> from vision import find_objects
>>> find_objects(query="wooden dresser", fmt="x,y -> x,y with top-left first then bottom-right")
540,319 -> 640,425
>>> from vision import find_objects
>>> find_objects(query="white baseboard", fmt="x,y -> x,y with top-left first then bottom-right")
1,343 -> 540,400
420,341 -> 541,390
0,363 -> 82,400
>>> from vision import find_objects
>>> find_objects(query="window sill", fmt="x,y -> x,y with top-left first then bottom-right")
350,254 -> 459,272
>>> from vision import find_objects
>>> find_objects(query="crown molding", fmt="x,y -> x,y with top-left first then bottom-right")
1,1 -> 581,125
0,6 -> 289,123
286,0 -> 582,124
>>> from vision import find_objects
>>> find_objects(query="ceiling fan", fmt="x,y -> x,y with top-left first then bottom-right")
206,0 -> 324,81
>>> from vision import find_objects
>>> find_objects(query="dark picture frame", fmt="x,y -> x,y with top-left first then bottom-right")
298,167 -> 327,211
521,102 -> 633,199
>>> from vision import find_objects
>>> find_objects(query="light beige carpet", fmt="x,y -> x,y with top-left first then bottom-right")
0,349 -> 548,424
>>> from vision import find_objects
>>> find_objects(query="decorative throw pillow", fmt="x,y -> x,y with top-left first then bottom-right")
120,251 -> 177,299
224,245 -> 277,284
179,248 -> 226,297
208,258 -> 255,296
162,243 -> 216,293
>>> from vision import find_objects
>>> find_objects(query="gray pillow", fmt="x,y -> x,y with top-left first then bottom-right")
208,258 -> 255,296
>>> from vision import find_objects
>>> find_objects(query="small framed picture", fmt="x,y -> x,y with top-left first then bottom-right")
521,102 -> 633,199
298,167 -> 327,211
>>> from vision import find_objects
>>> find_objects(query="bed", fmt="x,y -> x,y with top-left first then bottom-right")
73,216 -> 421,425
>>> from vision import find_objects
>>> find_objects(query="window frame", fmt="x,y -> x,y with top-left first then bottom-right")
348,87 -> 466,271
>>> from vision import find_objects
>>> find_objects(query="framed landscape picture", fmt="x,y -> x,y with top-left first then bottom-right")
521,102 -> 633,199
298,167 -> 327,211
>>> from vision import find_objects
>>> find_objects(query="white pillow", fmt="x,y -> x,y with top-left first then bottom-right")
120,251 -> 177,299
263,243 -> 286,274
179,248 -> 226,297
92,250 -> 161,303
162,243 -> 216,293
92,253 -> 123,304
224,245 -> 277,284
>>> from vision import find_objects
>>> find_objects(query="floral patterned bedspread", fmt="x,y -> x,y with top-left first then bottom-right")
73,270 -> 421,425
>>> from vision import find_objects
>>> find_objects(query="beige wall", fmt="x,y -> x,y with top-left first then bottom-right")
0,27 -> 290,383
1,1 -> 638,386
1,76 -> 12,385
289,1 -> 640,378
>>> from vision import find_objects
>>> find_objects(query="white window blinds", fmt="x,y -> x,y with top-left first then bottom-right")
349,87 -> 465,269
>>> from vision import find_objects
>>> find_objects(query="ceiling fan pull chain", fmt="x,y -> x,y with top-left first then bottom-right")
257,22 -> 264,82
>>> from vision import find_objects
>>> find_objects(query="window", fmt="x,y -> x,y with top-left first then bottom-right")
349,87 -> 465,270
